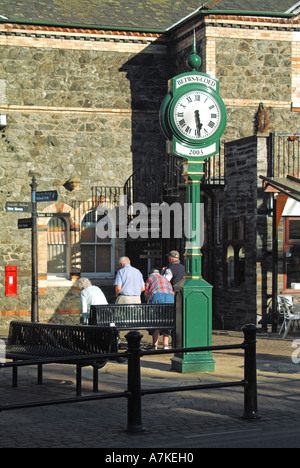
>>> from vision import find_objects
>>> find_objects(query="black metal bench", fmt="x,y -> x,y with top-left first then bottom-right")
4,321 -> 118,396
89,303 -> 176,333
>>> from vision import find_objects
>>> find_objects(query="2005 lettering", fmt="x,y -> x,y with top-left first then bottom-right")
189,149 -> 203,156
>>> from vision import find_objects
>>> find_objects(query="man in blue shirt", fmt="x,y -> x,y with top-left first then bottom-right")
114,256 -> 145,304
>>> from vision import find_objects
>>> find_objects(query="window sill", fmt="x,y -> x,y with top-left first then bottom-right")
46,277 -> 76,287
281,289 -> 300,294
81,273 -> 114,280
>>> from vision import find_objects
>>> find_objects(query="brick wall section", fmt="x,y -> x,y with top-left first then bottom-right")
213,136 -> 259,329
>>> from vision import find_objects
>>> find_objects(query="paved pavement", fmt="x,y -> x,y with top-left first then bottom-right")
1,327 -> 300,449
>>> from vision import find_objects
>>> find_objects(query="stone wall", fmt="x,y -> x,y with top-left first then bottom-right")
0,35 -> 169,325
217,38 -> 292,101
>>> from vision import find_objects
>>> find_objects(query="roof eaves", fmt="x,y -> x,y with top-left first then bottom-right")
168,7 -> 296,32
202,9 -> 295,18
0,17 -> 168,34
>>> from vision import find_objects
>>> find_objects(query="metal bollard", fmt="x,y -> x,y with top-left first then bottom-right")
242,323 -> 260,420
125,331 -> 145,433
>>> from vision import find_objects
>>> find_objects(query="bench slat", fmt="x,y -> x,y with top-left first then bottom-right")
4,321 -> 119,396
89,304 -> 175,330
7,321 -> 118,358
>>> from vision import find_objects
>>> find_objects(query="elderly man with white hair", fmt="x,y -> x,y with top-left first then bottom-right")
114,256 -> 145,304
77,278 -> 108,324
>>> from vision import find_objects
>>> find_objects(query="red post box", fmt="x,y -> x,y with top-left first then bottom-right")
5,266 -> 17,296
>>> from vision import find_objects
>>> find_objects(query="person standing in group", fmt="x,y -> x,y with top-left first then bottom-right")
162,250 -> 185,287
77,278 -> 108,324
114,256 -> 145,304
144,268 -> 174,350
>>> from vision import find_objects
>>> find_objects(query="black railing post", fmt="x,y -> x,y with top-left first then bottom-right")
242,324 -> 260,420
125,331 -> 145,433
30,175 -> 39,323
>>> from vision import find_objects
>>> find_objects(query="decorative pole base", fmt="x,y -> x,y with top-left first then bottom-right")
171,277 -> 215,373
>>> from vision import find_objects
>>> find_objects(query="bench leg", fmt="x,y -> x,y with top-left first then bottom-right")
93,366 -> 99,393
37,364 -> 43,385
76,365 -> 82,396
12,361 -> 17,388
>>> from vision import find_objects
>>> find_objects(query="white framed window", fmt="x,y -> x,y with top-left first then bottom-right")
47,216 -> 70,278
80,209 -> 114,278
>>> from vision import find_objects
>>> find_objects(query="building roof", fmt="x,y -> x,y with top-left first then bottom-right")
206,0 -> 300,14
0,1 -> 298,32
261,175 -> 300,203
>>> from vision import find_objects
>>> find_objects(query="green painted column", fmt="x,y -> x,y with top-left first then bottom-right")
171,159 -> 215,373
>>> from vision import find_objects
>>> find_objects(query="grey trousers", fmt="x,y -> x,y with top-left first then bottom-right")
115,295 -> 141,304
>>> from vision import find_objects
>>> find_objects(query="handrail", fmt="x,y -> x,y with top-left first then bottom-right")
0,324 -> 260,432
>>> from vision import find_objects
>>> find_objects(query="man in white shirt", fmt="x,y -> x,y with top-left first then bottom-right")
78,278 -> 108,324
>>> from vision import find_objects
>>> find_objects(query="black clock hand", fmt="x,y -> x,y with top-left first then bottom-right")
195,110 -> 202,136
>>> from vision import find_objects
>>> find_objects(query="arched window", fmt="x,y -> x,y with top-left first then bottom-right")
238,247 -> 245,285
226,245 -> 235,288
47,216 -> 69,277
223,217 -> 245,288
81,209 -> 114,278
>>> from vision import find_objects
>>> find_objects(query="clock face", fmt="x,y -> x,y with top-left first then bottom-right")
172,90 -> 222,142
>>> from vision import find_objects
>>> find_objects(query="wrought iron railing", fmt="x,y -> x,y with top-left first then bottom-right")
269,133 -> 300,178
204,139 -> 226,185
124,141 -> 226,207
163,140 -> 226,200
91,186 -> 122,206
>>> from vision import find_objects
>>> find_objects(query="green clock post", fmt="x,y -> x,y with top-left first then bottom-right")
160,39 -> 227,373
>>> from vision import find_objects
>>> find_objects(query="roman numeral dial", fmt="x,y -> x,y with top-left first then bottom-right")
172,90 -> 221,142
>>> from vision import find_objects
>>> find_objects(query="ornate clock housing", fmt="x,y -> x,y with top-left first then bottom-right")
160,71 -> 227,159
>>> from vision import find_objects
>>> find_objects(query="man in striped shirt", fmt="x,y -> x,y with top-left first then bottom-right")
145,269 -> 174,350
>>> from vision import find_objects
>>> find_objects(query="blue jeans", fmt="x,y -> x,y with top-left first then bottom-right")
149,293 -> 174,304
148,293 -> 174,335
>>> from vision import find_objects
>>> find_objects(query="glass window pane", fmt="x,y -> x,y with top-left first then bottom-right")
286,245 -> 300,288
96,219 -> 111,243
289,220 -> 300,240
226,245 -> 235,288
96,245 -> 111,272
81,226 -> 96,243
47,217 -> 68,274
235,219 -> 244,241
81,245 -> 95,273
81,210 -> 96,243
238,247 -> 245,285
224,220 -> 233,241
48,244 -> 67,274
81,208 -> 114,275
